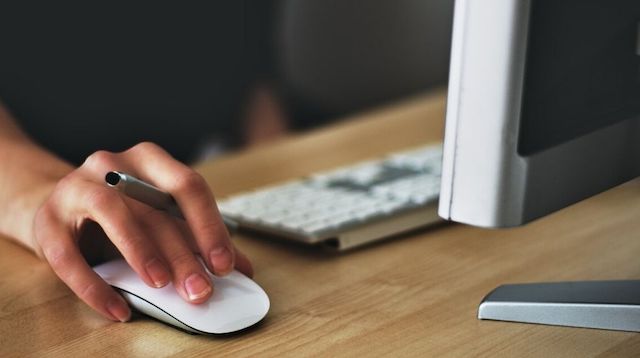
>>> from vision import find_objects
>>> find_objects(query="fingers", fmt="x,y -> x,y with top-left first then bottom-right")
56,177 -> 171,289
36,143 -> 252,325
35,206 -> 130,322
125,142 -> 235,276
139,209 -> 213,303
174,218 -> 253,277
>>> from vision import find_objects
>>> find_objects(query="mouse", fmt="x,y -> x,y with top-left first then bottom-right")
93,258 -> 270,334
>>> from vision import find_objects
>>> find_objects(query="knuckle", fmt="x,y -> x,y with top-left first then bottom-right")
198,219 -> 226,242
34,202 -> 54,229
34,208 -> 57,244
85,188 -> 120,213
117,234 -> 146,256
54,173 -> 76,193
33,203 -> 65,259
173,171 -> 207,195
77,281 -> 101,302
129,141 -> 161,156
168,250 -> 198,270
45,245 -> 71,272
83,150 -> 115,171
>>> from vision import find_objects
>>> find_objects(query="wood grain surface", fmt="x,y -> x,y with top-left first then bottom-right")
2,91 -> 640,357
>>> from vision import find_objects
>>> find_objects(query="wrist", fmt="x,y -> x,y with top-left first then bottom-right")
0,105 -> 75,254
2,178 -> 59,255
0,143 -> 74,254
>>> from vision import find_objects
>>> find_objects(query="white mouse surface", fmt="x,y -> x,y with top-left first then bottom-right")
93,259 -> 270,334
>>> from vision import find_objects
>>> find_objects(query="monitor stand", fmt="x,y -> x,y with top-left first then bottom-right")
478,280 -> 640,332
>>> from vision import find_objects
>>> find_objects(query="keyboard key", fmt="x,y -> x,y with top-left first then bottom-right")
217,144 -> 443,242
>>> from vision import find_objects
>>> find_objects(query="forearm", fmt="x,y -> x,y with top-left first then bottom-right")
0,103 -> 74,252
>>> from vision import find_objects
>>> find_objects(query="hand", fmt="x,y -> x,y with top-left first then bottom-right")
33,142 -> 253,322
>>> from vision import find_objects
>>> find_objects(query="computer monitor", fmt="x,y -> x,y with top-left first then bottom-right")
439,0 -> 640,331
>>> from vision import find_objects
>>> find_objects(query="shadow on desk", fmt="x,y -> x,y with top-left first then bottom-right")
235,220 -> 453,259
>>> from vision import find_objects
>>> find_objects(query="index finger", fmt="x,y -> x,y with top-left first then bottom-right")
35,212 -> 131,322
123,142 -> 235,276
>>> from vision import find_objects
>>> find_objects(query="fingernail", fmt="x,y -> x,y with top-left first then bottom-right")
107,296 -> 131,322
184,273 -> 212,301
145,258 -> 170,288
210,246 -> 233,276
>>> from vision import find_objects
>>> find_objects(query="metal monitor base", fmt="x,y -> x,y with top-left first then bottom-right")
478,280 -> 640,332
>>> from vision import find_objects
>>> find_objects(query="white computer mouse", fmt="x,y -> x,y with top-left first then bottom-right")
93,259 -> 270,334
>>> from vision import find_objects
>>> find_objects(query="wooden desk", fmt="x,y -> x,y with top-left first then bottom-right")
2,92 -> 640,356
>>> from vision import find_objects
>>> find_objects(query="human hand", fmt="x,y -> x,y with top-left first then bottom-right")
33,142 -> 253,322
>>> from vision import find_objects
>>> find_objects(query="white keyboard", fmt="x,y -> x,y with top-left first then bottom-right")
218,143 -> 443,250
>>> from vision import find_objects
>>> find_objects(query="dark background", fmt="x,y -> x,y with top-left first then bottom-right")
519,0 -> 640,155
0,1 -> 454,164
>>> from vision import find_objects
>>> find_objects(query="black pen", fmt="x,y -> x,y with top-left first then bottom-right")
105,171 -> 238,233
